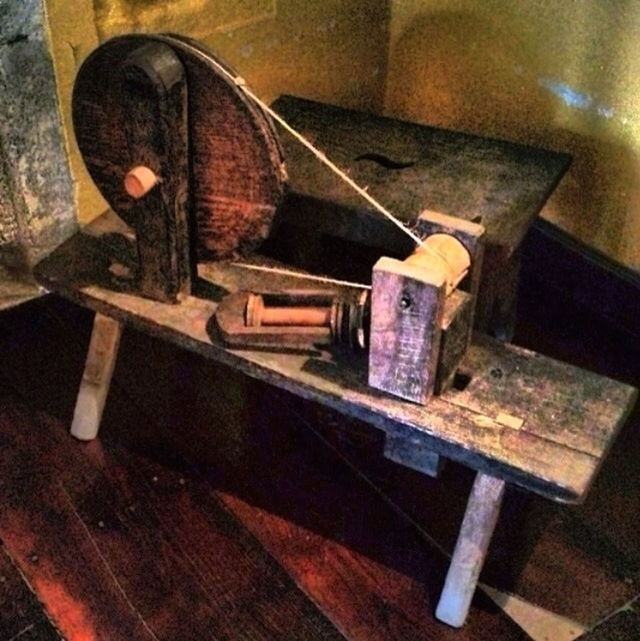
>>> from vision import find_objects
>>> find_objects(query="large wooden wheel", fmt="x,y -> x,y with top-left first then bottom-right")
72,33 -> 287,259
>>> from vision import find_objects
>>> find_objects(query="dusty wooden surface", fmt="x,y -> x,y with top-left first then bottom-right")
120,42 -> 192,302
273,95 -> 570,257
34,211 -> 636,503
271,95 -> 570,335
368,254 -> 445,403
73,34 -> 286,260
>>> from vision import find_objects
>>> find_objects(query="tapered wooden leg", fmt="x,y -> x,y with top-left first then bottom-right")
70,313 -> 122,441
435,472 -> 506,627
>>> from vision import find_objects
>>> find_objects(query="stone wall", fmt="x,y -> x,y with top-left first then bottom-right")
0,0 -> 76,307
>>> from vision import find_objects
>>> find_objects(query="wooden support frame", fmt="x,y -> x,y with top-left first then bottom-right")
70,313 -> 122,441
435,472 -> 506,627
36,213 -> 636,629
121,41 -> 192,303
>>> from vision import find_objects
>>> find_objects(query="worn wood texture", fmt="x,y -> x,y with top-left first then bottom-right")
73,34 -> 286,259
271,95 -> 570,334
273,95 -> 570,256
119,42 -> 191,302
0,0 -> 76,276
579,605 -> 640,641
34,211 -> 636,503
383,433 -> 442,478
0,399 -> 347,641
70,313 -> 122,441
436,473 -> 506,627
0,544 -> 62,641
303,272 -> 640,627
368,255 -> 445,403
437,291 -> 473,393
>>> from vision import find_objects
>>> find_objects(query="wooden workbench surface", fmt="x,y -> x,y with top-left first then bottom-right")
34,211 -> 636,505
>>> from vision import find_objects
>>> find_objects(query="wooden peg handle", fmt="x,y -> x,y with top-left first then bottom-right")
124,165 -> 158,199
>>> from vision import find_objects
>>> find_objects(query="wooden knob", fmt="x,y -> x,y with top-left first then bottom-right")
124,165 -> 158,199
405,234 -> 470,295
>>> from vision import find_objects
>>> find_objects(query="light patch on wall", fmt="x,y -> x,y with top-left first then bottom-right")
538,77 -> 615,119
93,0 -> 276,40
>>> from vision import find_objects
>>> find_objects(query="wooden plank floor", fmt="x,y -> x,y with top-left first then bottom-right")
0,267 -> 638,640
0,545 -> 60,641
0,297 -> 526,640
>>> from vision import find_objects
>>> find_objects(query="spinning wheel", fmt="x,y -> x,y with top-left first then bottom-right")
72,33 -> 287,260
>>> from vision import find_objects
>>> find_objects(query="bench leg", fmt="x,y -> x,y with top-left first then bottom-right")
435,472 -> 506,627
70,313 -> 122,441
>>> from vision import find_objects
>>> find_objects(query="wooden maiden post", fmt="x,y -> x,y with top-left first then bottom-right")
368,210 -> 483,404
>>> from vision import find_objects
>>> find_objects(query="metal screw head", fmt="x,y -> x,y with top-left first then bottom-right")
399,293 -> 412,310
490,367 -> 503,379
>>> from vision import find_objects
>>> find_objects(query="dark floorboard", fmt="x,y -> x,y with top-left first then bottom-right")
0,296 -> 526,640
0,398 -> 347,641
579,601 -> 640,641
0,545 -> 61,641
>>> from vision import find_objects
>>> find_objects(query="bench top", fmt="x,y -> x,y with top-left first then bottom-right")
273,95 -> 571,257
34,211 -> 636,504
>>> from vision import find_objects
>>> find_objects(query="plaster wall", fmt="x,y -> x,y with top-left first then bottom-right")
386,0 -> 640,270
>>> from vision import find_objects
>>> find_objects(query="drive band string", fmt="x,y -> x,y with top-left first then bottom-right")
198,52 -> 457,286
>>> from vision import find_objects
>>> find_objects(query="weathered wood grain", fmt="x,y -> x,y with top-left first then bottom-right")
437,291 -> 473,393
120,42 -> 191,302
0,400 -> 347,641
272,95 -> 570,256
33,211 -> 637,503
70,313 -> 122,441
270,95 -> 570,336
436,473 -> 506,627
0,405 -> 157,641
368,255 -> 445,403
0,544 -> 62,641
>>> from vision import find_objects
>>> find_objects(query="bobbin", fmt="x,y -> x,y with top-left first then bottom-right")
216,210 -> 484,403
216,289 -> 370,352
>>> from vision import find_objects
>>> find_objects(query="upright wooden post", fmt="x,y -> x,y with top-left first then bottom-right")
435,472 -> 506,627
70,313 -> 122,441
121,41 -> 192,303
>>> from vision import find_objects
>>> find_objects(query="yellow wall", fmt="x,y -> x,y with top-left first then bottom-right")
44,0 -> 391,224
385,0 -> 640,270
45,0 -> 640,269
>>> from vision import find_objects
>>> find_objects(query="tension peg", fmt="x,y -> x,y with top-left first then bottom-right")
123,165 -> 159,199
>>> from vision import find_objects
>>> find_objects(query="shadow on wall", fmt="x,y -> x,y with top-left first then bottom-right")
90,0 -> 393,111
384,10 -> 639,269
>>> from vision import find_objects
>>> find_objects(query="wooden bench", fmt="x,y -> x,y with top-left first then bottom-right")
34,210 -> 636,627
